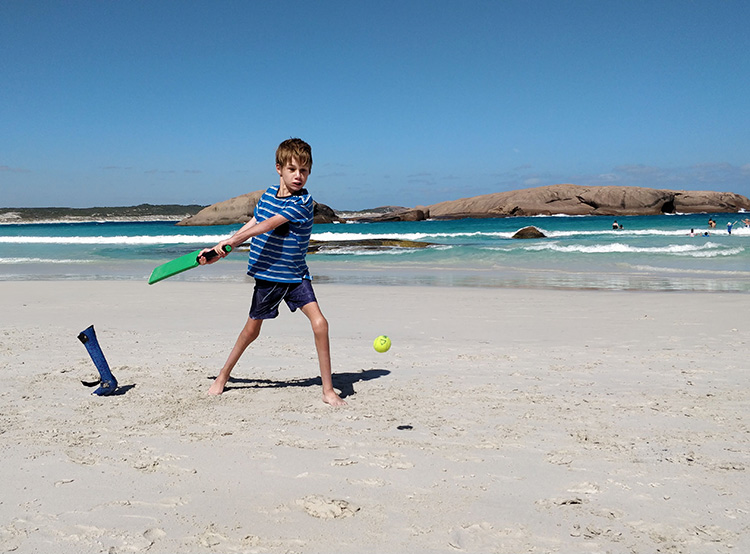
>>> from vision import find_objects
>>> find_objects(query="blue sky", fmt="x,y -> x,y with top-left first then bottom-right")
2,0 -> 749,210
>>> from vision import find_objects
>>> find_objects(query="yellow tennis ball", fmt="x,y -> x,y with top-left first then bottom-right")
373,335 -> 391,353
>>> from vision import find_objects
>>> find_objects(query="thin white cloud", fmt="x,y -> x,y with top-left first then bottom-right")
564,163 -> 749,194
0,165 -> 30,173
472,162 -> 750,201
316,171 -> 348,179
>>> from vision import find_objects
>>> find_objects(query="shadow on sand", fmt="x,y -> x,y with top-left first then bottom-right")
212,369 -> 390,399
80,382 -> 137,397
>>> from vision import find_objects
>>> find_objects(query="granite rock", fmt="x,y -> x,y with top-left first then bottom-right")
177,190 -> 342,226
427,184 -> 750,218
512,226 -> 547,239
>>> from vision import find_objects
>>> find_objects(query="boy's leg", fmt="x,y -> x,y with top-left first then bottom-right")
208,317 -> 263,395
299,302 -> 346,406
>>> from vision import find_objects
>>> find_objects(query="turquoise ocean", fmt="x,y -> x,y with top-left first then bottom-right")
1,213 -> 748,292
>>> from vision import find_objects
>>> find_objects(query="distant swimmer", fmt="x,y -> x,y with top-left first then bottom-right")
612,220 -> 619,230
727,221 -> 734,235
708,218 -> 716,228
743,218 -> 750,227
689,228 -> 695,237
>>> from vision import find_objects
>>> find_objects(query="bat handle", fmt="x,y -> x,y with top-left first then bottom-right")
198,244 -> 232,263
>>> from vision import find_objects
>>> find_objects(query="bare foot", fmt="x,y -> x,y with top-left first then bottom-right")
323,389 -> 347,407
208,376 -> 228,396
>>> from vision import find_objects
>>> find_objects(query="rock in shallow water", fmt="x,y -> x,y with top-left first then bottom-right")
512,226 -> 546,239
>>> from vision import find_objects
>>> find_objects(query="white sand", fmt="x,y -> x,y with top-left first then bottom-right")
1,281 -> 748,553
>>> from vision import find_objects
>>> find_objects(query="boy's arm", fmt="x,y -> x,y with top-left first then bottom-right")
227,214 -> 289,246
199,214 -> 289,264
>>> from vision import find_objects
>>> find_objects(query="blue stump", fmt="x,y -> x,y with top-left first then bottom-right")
77,325 -> 118,396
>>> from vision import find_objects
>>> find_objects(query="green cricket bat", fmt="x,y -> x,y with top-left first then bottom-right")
148,245 -> 232,285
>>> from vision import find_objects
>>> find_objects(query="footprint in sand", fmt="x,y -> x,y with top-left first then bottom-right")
448,522 -> 528,551
545,450 -> 574,465
199,529 -> 226,548
567,481 -> 601,495
143,527 -> 166,543
0,524 -> 22,552
297,495 -> 360,519
347,477 -> 386,487
331,457 -> 358,466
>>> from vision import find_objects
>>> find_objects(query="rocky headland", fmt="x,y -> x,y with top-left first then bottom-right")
177,184 -> 750,226
0,204 -> 203,223
426,184 -> 750,219
176,190 -> 342,226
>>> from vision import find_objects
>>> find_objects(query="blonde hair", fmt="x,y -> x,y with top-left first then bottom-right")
276,138 -> 312,170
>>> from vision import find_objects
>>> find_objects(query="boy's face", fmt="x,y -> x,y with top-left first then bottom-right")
277,156 -> 310,196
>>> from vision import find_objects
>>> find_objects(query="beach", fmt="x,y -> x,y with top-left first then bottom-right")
1,280 -> 748,553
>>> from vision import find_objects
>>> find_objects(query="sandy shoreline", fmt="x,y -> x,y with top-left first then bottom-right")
1,281 -> 748,553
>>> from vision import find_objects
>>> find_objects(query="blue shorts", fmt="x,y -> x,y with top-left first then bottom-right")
249,278 -> 317,320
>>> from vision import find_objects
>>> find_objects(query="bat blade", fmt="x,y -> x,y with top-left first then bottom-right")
147,246 -> 230,285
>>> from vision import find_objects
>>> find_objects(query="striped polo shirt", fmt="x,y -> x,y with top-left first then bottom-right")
246,184 -> 314,283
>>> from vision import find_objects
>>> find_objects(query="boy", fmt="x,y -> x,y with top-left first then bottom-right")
200,138 -> 346,406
